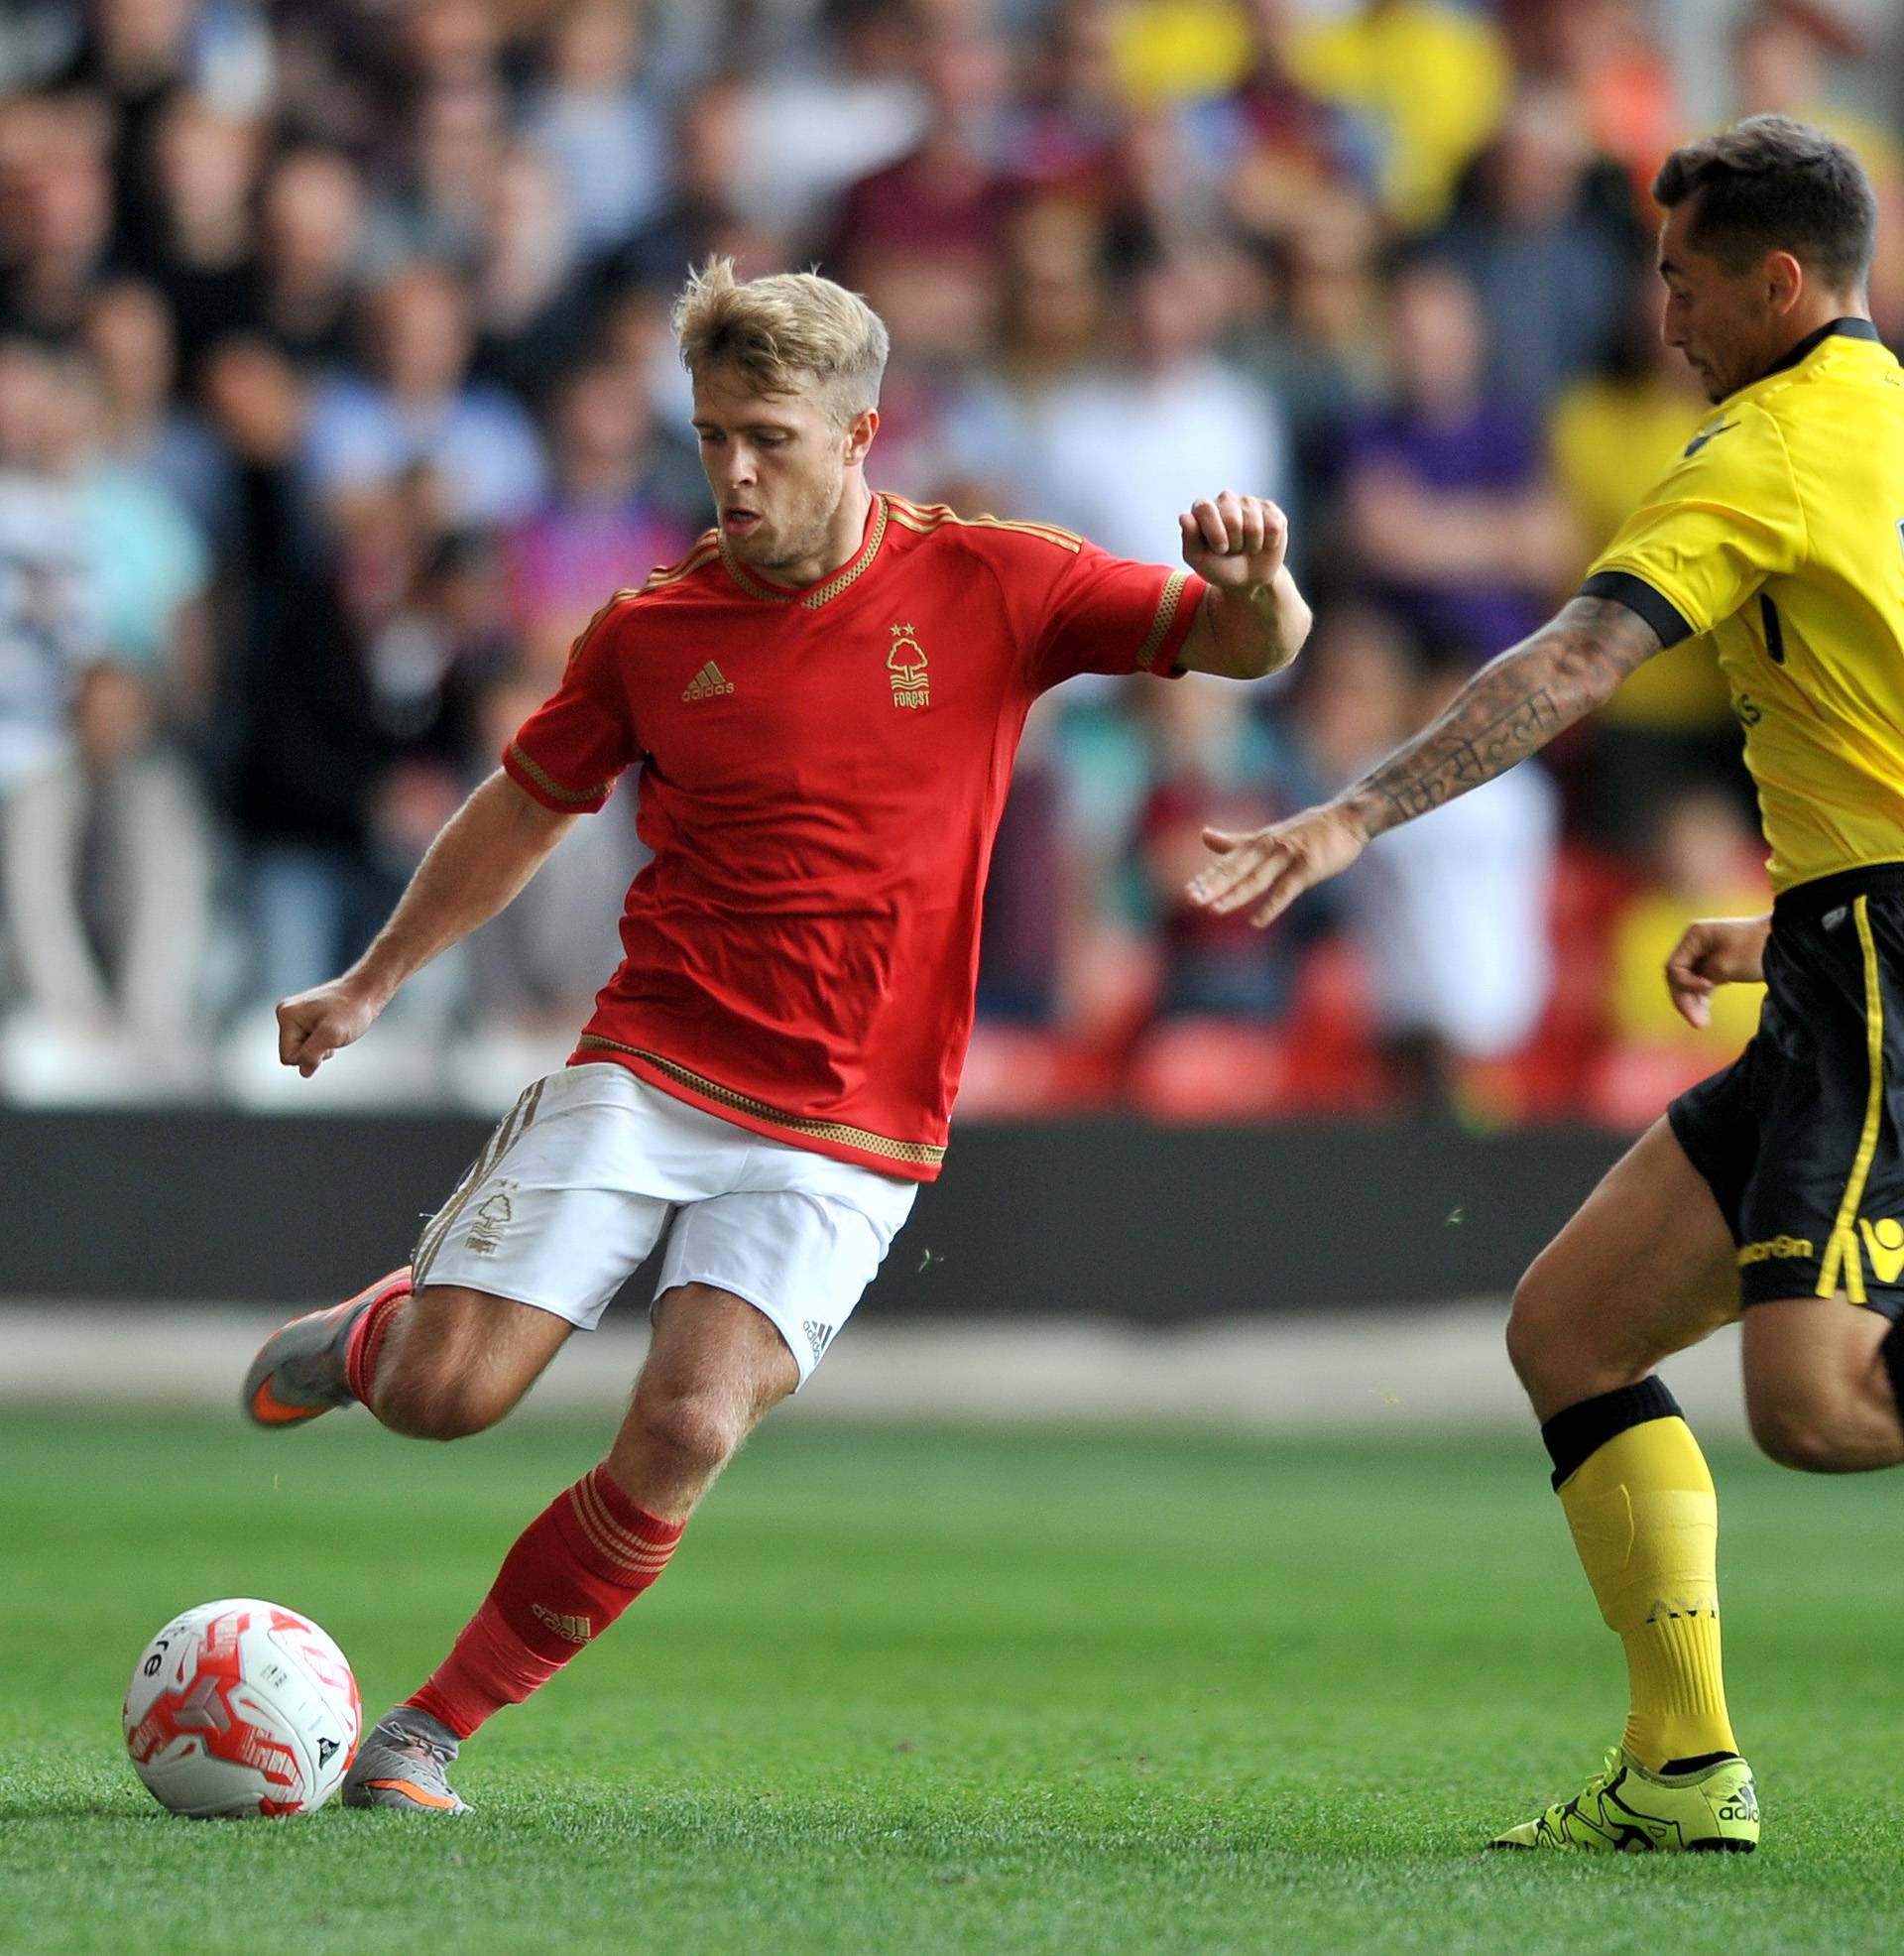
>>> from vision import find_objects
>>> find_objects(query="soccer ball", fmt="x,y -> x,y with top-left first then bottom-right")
123,1598 -> 362,1818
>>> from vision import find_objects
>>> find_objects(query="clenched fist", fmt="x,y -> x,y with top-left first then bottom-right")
276,980 -> 383,1077
1664,915 -> 1771,1029
1178,490 -> 1290,590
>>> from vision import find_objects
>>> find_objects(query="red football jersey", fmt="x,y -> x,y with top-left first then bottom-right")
503,491 -> 1205,1179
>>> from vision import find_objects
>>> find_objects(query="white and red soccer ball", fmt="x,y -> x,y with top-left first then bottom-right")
123,1599 -> 361,1818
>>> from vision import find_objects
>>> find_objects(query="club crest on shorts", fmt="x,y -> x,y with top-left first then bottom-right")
888,625 -> 929,708
466,1183 -> 517,1257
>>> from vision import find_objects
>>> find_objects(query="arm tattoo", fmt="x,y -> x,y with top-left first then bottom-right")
1346,597 -> 1662,836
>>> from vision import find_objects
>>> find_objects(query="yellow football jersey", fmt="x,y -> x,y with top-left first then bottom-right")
1583,319 -> 1904,892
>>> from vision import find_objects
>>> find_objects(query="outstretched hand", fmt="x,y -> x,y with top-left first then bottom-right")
1664,915 -> 1771,1029
1186,803 -> 1368,928
276,980 -> 382,1077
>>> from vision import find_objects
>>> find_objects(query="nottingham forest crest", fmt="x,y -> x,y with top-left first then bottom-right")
888,625 -> 929,708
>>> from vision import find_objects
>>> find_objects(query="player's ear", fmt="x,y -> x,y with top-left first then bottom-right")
843,406 -> 878,467
1763,248 -> 1805,316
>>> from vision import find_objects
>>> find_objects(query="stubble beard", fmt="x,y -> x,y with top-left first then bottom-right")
735,484 -> 842,574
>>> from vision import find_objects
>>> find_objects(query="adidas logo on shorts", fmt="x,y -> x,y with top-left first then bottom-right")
802,1320 -> 836,1364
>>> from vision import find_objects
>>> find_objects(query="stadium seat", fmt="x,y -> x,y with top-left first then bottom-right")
1464,845 -> 1636,1122
1126,935 -> 1395,1121
1126,1019 -> 1298,1119
1585,1040 -> 1731,1133
1278,937 -> 1392,1113
958,1023 -> 1105,1117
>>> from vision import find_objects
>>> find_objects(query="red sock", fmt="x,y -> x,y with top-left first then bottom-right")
407,1466 -> 685,1739
344,1271 -> 411,1406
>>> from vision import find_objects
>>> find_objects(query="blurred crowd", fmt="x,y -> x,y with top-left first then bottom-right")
0,0 -> 1895,1122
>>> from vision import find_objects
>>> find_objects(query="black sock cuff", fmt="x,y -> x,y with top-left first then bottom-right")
1542,1377 -> 1683,1490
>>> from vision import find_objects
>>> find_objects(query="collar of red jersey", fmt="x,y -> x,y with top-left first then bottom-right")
718,494 -> 891,610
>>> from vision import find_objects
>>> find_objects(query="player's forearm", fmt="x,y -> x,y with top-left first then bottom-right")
1334,595 -> 1660,841
342,771 -> 574,1006
1198,567 -> 1312,678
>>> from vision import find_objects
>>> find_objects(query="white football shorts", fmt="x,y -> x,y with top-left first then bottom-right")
412,1063 -> 918,1384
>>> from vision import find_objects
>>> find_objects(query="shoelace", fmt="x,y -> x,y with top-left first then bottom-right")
383,1722 -> 456,1770
1547,1752 -> 1620,1829
1563,1751 -> 1620,1804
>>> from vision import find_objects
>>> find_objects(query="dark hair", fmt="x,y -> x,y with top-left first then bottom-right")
1653,114 -> 1876,290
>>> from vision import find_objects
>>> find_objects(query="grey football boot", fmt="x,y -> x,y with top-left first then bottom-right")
242,1267 -> 410,1427
341,1705 -> 471,1813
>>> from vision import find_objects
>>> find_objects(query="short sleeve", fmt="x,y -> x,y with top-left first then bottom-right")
1026,540 -> 1207,693
501,598 -> 640,813
1580,402 -> 1806,646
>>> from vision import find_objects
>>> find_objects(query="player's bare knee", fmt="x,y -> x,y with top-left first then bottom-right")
1504,1272 -> 1589,1405
375,1366 -> 508,1441
1502,1288 -> 1546,1392
1746,1392 -> 1857,1473
1748,1405 -> 1839,1472
630,1378 -> 747,1478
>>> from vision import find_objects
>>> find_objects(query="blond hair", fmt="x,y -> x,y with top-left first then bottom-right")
672,258 -> 890,424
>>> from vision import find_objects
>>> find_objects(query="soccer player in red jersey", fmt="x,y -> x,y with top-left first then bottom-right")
242,258 -> 1312,1811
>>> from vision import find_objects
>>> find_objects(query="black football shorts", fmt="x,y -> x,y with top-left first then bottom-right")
1669,864 -> 1904,1318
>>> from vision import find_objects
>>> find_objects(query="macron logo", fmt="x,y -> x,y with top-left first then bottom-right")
1683,421 -> 1738,457
1859,1217 -> 1904,1284
682,662 -> 735,701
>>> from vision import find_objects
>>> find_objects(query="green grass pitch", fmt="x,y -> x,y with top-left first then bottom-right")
4,1407 -> 1903,1956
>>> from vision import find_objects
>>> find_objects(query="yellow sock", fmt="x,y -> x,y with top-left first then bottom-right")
1557,1413 -> 1736,1773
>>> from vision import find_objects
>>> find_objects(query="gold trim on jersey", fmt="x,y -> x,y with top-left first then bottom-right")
719,497 -> 891,609
1816,895 -> 1884,1305
884,495 -> 1084,553
882,497 -> 942,535
1135,570 -> 1190,672
507,740 -> 613,806
575,1035 -> 946,1165
718,550 -> 796,604
562,588 -> 643,674
413,1077 -> 547,1286
642,534 -> 722,593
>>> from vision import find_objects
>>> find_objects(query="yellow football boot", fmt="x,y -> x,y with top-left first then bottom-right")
1491,1748 -> 1758,1853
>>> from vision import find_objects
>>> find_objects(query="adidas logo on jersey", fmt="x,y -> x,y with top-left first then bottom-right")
530,1603 -> 592,1646
682,661 -> 735,701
